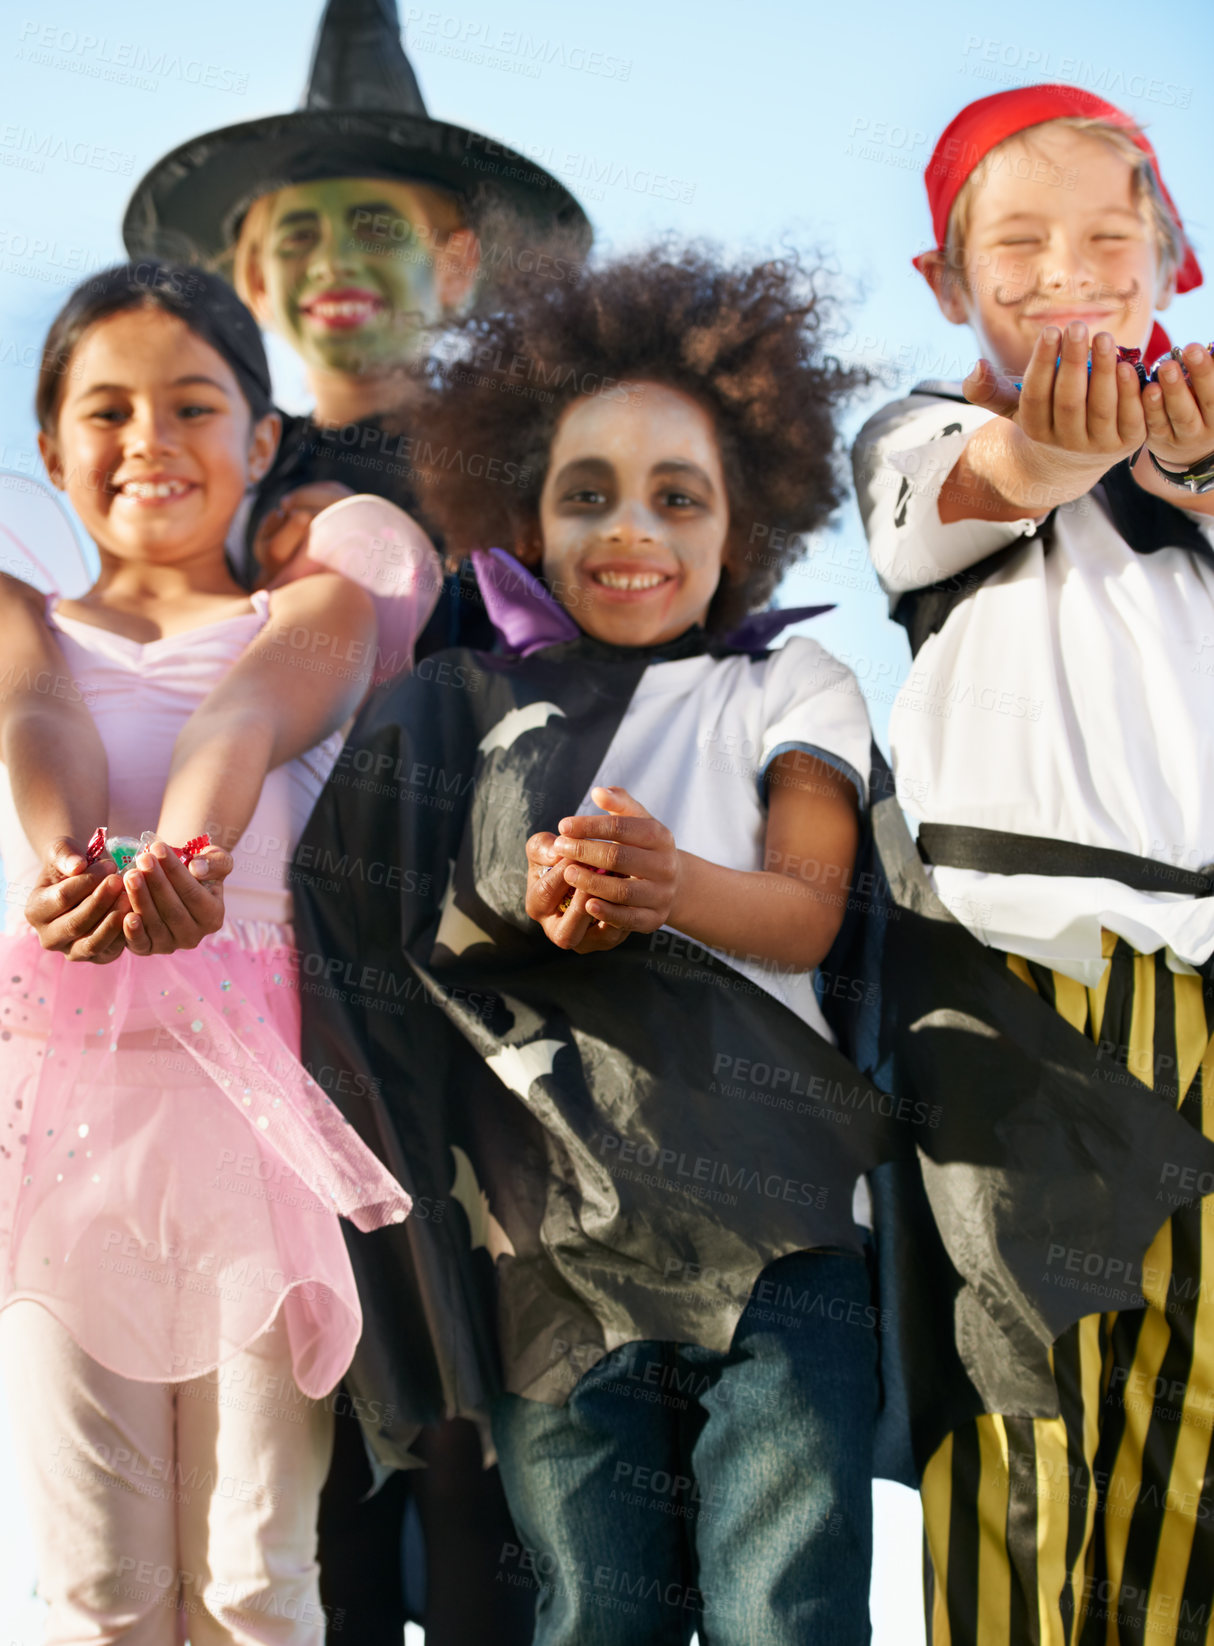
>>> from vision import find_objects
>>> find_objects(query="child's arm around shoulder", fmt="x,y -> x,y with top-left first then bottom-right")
156,573 -> 375,850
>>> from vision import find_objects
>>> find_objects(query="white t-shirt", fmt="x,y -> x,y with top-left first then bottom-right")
574,636 -> 873,1044
855,390 -> 1214,985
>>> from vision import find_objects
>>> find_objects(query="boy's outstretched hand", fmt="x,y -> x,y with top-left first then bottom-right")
525,787 -> 680,954
1140,344 -> 1214,471
965,324 -> 1146,464
942,323 -> 1152,525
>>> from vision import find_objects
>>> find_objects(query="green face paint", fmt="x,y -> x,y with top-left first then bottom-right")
255,176 -> 460,377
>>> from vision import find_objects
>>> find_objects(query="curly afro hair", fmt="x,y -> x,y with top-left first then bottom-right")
402,240 -> 867,632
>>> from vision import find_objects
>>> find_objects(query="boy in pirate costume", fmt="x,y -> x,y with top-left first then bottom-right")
123,0 -> 589,655
854,84 -> 1214,1644
118,4 -> 587,1639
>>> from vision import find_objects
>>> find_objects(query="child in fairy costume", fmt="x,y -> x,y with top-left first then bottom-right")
0,261 -> 411,1643
854,85 -> 1214,1644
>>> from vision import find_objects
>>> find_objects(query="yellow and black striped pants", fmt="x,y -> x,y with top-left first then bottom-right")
923,935 -> 1214,1646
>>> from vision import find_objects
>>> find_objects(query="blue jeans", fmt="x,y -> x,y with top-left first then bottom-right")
490,1250 -> 876,1646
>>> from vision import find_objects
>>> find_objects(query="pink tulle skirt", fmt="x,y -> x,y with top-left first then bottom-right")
0,925 -> 410,1398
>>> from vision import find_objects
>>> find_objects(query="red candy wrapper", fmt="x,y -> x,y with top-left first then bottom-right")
177,835 -> 210,866
83,827 -> 210,870
1117,345 -> 1147,386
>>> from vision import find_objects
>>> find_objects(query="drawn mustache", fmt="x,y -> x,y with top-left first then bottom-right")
993,279 -> 1141,310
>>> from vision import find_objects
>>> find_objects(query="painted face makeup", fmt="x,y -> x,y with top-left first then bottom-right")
537,381 -> 731,648
255,176 -> 458,376
952,127 -> 1170,373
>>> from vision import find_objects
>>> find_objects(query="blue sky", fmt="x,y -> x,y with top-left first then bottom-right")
0,0 -> 1211,1636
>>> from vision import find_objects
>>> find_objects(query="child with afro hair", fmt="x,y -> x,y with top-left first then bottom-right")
407,241 -> 861,632
295,243 -> 882,1645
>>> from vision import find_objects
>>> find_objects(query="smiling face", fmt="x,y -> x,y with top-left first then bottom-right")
928,125 -> 1174,372
38,305 -> 278,572
239,176 -> 477,377
537,382 -> 730,648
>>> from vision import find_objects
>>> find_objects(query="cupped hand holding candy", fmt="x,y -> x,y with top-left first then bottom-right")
25,831 -> 234,963
964,324 -> 1148,465
1140,343 -> 1214,471
24,836 -> 130,964
525,787 -> 680,955
117,836 -> 233,957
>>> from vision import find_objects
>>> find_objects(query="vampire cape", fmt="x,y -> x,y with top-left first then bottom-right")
293,631 -> 1214,1480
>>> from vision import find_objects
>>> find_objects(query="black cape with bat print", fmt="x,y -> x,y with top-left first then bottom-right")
292,628 -> 1214,1482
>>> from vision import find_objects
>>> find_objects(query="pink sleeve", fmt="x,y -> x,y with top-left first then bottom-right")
303,495 -> 445,683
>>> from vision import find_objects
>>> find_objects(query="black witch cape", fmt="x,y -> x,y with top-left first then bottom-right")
293,632 -> 1214,1479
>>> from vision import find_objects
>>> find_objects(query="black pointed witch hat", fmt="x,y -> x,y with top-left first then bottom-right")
123,0 -> 589,265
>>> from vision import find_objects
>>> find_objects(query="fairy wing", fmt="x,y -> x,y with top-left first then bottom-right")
0,472 -> 92,597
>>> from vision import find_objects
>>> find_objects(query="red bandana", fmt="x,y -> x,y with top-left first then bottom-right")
915,84 -> 1201,362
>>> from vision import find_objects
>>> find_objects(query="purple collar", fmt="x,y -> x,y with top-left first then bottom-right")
470,548 -> 833,657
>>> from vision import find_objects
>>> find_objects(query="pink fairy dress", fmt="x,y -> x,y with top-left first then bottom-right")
0,584 -> 413,1400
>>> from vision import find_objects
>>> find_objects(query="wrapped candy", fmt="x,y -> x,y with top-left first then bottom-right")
1150,343 -> 1214,382
103,834 -> 145,872
1011,342 -> 1214,392
83,827 -> 210,871
1117,344 -> 1148,385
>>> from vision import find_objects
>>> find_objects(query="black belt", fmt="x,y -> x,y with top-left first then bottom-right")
917,823 -> 1214,898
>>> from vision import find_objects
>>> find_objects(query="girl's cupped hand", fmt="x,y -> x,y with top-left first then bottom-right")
25,836 -> 233,962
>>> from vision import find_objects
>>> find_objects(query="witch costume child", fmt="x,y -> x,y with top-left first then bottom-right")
123,0 -> 590,659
